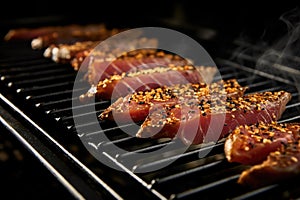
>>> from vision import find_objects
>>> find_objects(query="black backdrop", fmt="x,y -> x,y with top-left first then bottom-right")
1,1 -> 300,55
1,1 -> 299,31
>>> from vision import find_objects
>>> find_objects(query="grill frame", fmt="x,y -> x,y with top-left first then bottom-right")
1,35 -> 300,200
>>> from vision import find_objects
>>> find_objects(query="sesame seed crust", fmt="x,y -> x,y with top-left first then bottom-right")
225,121 -> 298,165
99,79 -> 247,123
238,133 -> 300,188
225,122 -> 300,188
137,89 -> 291,145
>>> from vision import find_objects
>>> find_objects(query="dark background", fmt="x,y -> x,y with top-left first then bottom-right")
1,1 -> 299,36
1,1 -> 299,55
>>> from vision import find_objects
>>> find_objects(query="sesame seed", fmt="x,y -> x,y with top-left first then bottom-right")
291,156 -> 298,162
263,138 -> 271,144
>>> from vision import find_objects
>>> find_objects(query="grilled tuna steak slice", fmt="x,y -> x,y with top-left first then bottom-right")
137,91 -> 291,145
99,79 -> 246,123
225,122 -> 299,165
85,49 -> 188,85
80,65 -> 216,101
237,123 -> 300,188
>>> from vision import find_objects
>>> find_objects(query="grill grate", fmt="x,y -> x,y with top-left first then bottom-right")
1,38 -> 300,199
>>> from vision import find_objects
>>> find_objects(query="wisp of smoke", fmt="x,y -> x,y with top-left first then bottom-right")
254,7 -> 300,97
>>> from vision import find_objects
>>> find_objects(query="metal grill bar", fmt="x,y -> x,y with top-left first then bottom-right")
126,143 -> 224,172
9,73 -> 75,87
151,159 -> 225,185
0,58 -> 50,68
18,81 -> 74,93
230,185 -> 279,200
170,174 -> 240,200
